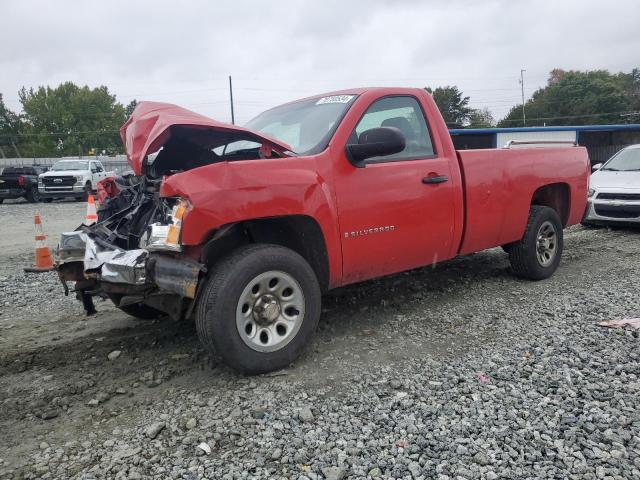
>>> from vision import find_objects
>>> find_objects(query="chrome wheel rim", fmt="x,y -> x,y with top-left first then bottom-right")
236,270 -> 305,352
536,221 -> 557,267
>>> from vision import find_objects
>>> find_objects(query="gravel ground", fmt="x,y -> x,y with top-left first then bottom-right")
1,201 -> 639,479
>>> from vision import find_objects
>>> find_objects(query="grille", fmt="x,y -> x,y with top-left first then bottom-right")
42,176 -> 76,187
595,205 -> 640,219
597,192 -> 640,201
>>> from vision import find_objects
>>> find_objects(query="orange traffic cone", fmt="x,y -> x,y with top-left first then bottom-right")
85,194 -> 98,225
24,214 -> 55,273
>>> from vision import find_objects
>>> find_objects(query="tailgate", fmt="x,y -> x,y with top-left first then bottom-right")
0,175 -> 23,189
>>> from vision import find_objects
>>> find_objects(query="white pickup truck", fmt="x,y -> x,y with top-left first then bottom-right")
39,159 -> 110,201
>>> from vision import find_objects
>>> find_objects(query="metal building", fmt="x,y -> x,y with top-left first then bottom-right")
450,124 -> 640,164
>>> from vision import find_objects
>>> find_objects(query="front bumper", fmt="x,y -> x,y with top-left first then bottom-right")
583,190 -> 640,225
57,231 -> 204,312
0,187 -> 27,199
39,185 -> 86,198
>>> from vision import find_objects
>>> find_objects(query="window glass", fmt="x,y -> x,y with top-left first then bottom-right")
352,96 -> 434,161
227,94 -> 357,156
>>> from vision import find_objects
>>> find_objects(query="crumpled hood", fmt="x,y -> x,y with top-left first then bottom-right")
591,170 -> 640,190
120,102 -> 291,175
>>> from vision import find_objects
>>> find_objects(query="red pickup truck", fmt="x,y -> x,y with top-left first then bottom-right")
57,87 -> 589,373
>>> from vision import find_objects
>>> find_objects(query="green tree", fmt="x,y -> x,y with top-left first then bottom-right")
425,86 -> 472,128
614,68 -> 640,122
499,69 -> 631,127
468,107 -> 495,128
0,94 -> 23,157
125,99 -> 138,118
18,82 -> 127,157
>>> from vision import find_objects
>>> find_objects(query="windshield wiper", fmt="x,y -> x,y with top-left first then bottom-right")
602,167 -> 619,171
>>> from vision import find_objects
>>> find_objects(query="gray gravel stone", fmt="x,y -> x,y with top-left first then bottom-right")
145,422 -> 165,439
299,405 -> 314,423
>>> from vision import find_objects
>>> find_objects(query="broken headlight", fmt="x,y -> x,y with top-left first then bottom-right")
144,198 -> 189,252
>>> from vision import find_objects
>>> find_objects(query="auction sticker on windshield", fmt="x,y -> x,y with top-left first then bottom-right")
316,95 -> 355,105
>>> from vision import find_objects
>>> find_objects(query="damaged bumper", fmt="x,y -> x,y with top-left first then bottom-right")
57,231 -> 204,316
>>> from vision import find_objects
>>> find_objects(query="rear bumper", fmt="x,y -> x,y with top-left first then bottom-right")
39,185 -> 86,199
0,187 -> 27,199
583,195 -> 640,225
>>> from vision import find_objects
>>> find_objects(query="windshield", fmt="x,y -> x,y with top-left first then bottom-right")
51,161 -> 89,171
226,94 -> 357,156
602,147 -> 640,171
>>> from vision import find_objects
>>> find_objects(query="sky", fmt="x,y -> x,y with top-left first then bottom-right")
1,0 -> 639,124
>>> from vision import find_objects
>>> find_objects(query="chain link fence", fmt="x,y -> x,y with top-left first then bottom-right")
0,156 -> 131,175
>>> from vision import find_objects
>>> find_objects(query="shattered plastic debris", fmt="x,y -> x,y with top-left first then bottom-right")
598,318 -> 640,329
196,442 -> 212,455
477,373 -> 489,384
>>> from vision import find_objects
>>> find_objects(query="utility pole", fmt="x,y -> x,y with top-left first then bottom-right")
228,75 -> 235,125
519,69 -> 526,127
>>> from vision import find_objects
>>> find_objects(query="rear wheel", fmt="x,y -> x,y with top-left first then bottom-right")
196,244 -> 321,374
509,206 -> 563,280
0,199 -> 4,204
25,187 -> 40,203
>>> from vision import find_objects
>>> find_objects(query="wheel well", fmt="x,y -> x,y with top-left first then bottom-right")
200,216 -> 330,292
531,183 -> 570,226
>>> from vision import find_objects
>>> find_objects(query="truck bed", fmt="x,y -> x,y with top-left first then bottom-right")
456,146 -> 590,255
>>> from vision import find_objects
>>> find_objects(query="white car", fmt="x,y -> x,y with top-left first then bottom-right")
583,144 -> 640,225
39,159 -> 110,201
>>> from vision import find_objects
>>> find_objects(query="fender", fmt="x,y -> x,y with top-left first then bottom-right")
160,154 -> 343,287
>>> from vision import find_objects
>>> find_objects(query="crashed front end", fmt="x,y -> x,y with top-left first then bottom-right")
55,101 -> 291,319
57,176 -> 205,319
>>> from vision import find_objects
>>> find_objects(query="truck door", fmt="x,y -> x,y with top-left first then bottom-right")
334,95 -> 457,284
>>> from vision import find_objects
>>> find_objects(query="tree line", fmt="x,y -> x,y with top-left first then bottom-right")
0,82 -> 136,158
1,68 -> 639,158
427,67 -> 639,128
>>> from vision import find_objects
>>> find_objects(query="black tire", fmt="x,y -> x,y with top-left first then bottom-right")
117,303 -> 164,320
43,198 -> 53,203
196,244 -> 321,375
77,182 -> 92,202
0,198 -> 3,204
509,206 -> 563,280
25,187 -> 40,203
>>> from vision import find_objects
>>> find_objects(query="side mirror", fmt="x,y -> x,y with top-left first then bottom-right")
591,163 -> 603,172
346,127 -> 406,165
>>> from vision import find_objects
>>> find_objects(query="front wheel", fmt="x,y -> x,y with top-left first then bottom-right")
196,244 -> 321,374
509,205 -> 563,280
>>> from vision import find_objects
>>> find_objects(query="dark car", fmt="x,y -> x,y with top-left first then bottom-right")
0,165 -> 50,203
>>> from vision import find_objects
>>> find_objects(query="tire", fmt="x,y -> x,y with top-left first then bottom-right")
43,198 -> 53,203
77,182 -> 92,202
0,199 -> 3,204
117,303 -> 164,320
509,205 -> 563,280
196,244 -> 321,375
25,187 -> 40,203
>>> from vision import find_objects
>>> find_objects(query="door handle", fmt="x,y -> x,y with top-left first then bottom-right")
422,175 -> 448,184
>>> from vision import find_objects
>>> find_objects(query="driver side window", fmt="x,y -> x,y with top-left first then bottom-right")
353,96 -> 435,162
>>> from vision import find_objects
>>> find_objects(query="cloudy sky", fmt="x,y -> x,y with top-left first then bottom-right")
2,0 -> 638,124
